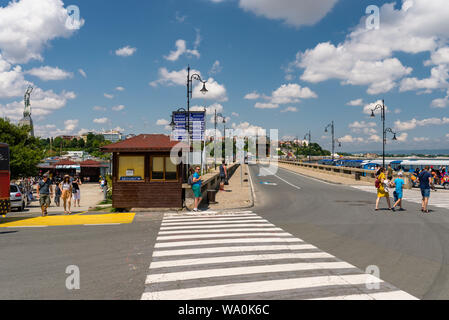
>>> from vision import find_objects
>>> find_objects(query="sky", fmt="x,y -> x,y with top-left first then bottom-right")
0,0 -> 449,152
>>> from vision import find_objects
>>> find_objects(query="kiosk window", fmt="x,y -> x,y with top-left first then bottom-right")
165,158 -> 178,181
150,156 -> 178,181
118,156 -> 144,181
152,157 -> 164,180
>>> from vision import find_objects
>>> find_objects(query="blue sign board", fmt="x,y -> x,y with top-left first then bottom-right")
172,111 -> 205,142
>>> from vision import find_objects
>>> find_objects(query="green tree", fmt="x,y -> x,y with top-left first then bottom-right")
0,119 -> 44,178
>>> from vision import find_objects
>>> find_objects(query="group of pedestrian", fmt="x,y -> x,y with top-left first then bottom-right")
375,165 -> 435,214
37,173 -> 82,216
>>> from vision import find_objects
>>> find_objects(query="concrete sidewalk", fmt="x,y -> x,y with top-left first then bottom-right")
9,183 -> 104,217
205,164 -> 253,210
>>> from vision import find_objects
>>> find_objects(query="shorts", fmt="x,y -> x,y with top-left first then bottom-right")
394,191 -> 403,202
39,194 -> 51,207
192,184 -> 202,198
421,188 -> 431,198
220,175 -> 226,183
61,190 -> 71,200
73,190 -> 81,201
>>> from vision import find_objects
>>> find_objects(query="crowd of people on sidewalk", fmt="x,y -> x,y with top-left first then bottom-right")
375,164 -> 436,214
35,173 -> 83,217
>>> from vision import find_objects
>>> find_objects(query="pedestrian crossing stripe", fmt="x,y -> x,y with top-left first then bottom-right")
142,211 -> 417,300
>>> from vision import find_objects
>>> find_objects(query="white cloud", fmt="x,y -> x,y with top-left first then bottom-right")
349,121 -> 377,135
25,66 -> 73,81
0,0 -> 84,64
369,135 -> 382,143
0,56 -> 29,99
209,60 -> 222,75
156,119 -> 169,126
255,102 -> 279,109
232,112 -> 239,117
281,106 -> 298,113
394,117 -> 449,131
363,100 -> 388,116
446,133 -> 449,139
396,133 -> 408,143
347,99 -> 364,106
191,103 -> 224,116
231,121 -> 266,137
112,105 -> 125,111
78,69 -> 87,78
64,119 -> 79,132
175,11 -> 187,23
164,39 -> 200,61
244,92 -> 261,100
192,77 -> 228,102
431,89 -> 449,108
104,93 -> 114,99
413,137 -> 430,142
289,0 -> 449,94
93,106 -> 106,112
270,83 -> 317,104
237,0 -> 339,28
150,67 -> 199,87
93,118 -> 109,124
400,65 -> 449,92
115,86 -> 125,91
1,88 -> 76,120
115,46 -> 137,57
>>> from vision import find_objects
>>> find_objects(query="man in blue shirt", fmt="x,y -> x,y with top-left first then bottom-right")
392,172 -> 405,212
418,166 -> 434,214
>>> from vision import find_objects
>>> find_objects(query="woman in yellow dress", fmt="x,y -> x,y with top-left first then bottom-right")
376,167 -> 392,211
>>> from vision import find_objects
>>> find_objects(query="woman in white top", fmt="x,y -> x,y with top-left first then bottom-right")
60,175 -> 73,215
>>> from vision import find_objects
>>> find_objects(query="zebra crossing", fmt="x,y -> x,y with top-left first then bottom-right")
141,211 -> 417,300
351,186 -> 449,211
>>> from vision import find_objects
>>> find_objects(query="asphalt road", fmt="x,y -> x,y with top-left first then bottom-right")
250,163 -> 449,300
0,213 -> 162,300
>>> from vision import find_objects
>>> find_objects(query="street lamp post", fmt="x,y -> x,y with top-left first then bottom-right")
187,66 -> 208,141
325,121 -> 336,162
370,100 -> 398,168
214,110 -> 225,169
304,130 -> 312,162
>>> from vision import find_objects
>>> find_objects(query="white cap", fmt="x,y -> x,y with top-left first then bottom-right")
398,171 -> 403,176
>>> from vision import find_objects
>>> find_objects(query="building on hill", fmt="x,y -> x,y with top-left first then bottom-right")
102,130 -> 124,143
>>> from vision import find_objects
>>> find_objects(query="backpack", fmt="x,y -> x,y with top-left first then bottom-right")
188,175 -> 194,186
375,178 -> 380,189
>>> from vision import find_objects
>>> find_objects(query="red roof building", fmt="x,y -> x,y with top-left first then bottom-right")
101,134 -> 186,153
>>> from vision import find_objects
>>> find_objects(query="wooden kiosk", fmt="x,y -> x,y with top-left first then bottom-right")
101,134 -> 184,209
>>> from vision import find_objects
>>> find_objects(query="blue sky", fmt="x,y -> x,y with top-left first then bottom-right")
1,0 -> 449,152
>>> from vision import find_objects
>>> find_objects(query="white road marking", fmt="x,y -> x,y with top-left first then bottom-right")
142,210 -> 418,300
259,167 -> 302,190
147,260 -> 352,283
153,244 -> 315,256
149,254 -> 342,270
142,274 -> 384,300
158,227 -> 283,235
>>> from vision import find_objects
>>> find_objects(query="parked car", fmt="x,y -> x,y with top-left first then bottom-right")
10,184 -> 27,212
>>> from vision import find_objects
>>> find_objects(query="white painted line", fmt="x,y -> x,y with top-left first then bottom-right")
161,219 -> 269,226
153,244 -> 315,256
141,274 -> 383,300
158,228 -> 283,235
160,223 -> 274,231
279,166 -> 335,186
163,215 -> 258,222
147,260 -> 352,283
157,232 -> 294,241
149,253 -> 341,269
260,167 -> 302,190
313,291 -> 417,300
154,237 -> 306,249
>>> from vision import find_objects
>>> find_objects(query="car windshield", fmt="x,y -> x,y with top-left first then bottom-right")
10,185 -> 18,193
